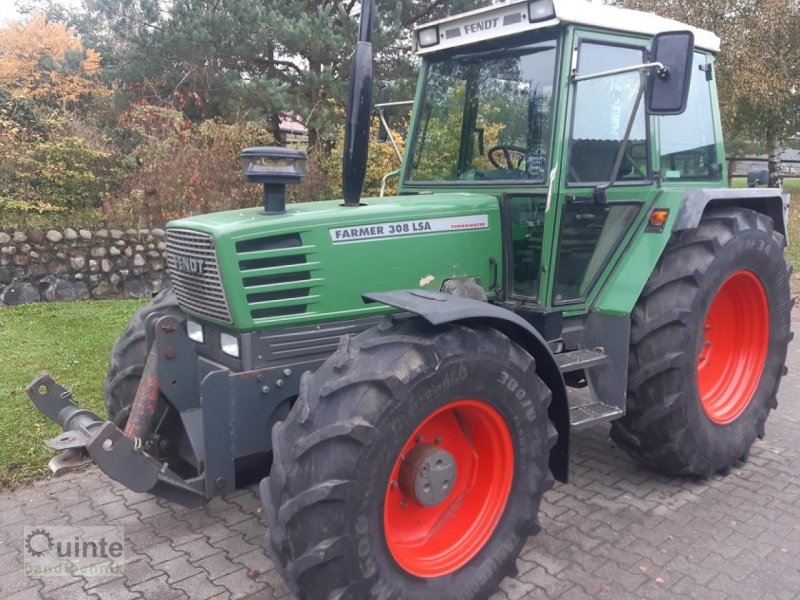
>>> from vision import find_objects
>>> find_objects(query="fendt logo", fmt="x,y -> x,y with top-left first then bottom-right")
174,255 -> 205,274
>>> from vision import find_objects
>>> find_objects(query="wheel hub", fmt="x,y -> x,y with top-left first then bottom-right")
696,270 -> 769,424
383,399 -> 514,578
398,444 -> 457,507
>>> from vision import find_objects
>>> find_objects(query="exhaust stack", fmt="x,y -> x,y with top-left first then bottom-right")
342,0 -> 375,206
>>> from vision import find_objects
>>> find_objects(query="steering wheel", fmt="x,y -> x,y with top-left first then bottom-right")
488,145 -> 528,170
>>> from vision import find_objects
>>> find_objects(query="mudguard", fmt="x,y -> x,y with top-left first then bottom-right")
363,289 -> 570,483
674,188 -> 789,239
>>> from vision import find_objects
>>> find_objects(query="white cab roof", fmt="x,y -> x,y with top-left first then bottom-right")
414,0 -> 720,55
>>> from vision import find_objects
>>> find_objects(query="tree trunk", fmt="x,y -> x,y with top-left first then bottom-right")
766,126 -> 783,188
267,43 -> 283,144
307,60 -> 321,150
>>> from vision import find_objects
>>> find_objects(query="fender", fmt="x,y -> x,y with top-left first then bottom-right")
363,289 -> 570,483
674,188 -> 789,239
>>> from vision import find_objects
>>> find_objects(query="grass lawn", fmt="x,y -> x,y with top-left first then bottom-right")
0,299 -> 146,489
780,179 -> 800,277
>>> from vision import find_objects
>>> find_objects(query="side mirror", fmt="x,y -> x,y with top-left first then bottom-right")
377,84 -> 391,142
646,31 -> 694,116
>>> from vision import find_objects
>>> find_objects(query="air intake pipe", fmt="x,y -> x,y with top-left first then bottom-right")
342,0 -> 374,206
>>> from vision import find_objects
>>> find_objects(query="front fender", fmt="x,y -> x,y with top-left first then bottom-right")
363,289 -> 570,483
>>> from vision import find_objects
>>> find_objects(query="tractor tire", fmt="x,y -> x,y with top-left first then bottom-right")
611,207 -> 792,477
103,285 -> 181,426
261,316 -> 557,600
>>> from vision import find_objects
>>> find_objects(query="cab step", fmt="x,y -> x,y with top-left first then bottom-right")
555,348 -> 607,373
567,387 -> 623,429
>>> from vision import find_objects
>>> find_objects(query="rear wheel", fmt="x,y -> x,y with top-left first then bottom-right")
261,317 -> 556,600
611,207 -> 792,477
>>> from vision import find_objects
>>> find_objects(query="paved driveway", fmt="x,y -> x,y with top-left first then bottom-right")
1,308 -> 799,600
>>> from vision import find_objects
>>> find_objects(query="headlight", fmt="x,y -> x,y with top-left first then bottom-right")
239,147 -> 306,183
220,332 -> 240,358
186,320 -> 204,344
417,26 -> 440,48
528,0 -> 555,23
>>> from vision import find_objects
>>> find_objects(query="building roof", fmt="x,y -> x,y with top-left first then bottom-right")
414,0 -> 721,55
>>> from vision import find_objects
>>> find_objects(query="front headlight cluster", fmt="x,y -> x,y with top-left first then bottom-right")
186,320 -> 240,358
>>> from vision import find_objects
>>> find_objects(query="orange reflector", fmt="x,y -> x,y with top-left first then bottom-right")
649,209 -> 670,228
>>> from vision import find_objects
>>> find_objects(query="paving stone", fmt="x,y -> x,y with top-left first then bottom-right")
175,537 -> 219,562
171,571 -> 226,599
121,557 -> 167,586
211,533 -> 259,559
5,586 -> 46,600
41,580 -> 100,599
193,552 -> 241,580
141,541 -> 186,565
89,577 -> 142,599
159,554 -> 203,584
128,573 -> 185,599
214,567 -> 268,597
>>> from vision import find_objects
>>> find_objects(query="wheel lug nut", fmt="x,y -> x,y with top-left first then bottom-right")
400,498 -> 407,508
390,480 -> 398,489
415,434 -> 423,443
434,436 -> 441,444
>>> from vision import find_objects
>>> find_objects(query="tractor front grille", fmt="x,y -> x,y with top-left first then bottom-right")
235,233 -> 319,322
166,229 -> 232,323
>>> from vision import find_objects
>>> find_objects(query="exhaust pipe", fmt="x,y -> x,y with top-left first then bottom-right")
342,0 -> 375,206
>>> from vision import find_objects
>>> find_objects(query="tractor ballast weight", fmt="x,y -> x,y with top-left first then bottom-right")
28,1 -> 792,599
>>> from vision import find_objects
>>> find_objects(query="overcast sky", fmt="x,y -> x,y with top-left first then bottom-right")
0,0 -> 83,25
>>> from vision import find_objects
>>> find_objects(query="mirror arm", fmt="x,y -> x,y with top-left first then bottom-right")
573,61 -> 664,83
377,107 -> 403,162
593,70 -> 647,204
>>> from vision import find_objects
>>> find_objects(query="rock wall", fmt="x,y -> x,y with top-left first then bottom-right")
0,227 -> 168,305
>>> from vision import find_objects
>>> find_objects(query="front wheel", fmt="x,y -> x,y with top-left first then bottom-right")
261,317 -> 556,600
611,207 -> 792,477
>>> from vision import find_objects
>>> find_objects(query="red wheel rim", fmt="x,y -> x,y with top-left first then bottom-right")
697,270 -> 770,424
383,399 -> 514,578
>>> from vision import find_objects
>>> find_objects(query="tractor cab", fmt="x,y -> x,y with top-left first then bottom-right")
399,0 -> 719,318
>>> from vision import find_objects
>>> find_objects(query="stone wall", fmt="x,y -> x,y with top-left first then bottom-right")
0,227 -> 168,305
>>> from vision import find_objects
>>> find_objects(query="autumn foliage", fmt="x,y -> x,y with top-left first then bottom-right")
0,15 -> 106,110
108,105 -> 271,227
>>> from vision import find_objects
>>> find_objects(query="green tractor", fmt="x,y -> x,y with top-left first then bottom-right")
28,0 -> 792,598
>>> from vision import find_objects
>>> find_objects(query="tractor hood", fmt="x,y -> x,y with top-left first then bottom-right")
165,193 -> 502,331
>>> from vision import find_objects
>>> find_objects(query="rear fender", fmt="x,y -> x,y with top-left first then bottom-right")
674,189 -> 789,240
363,289 -> 570,483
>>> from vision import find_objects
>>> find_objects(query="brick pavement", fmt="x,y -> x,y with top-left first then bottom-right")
1,308 -> 799,599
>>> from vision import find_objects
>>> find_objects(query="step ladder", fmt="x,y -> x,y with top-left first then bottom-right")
555,349 -> 624,429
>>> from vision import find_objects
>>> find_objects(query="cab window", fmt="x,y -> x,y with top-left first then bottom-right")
658,52 -> 720,181
567,42 -> 648,184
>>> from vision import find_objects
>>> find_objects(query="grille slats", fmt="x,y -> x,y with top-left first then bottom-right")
235,232 -> 316,321
166,229 -> 232,323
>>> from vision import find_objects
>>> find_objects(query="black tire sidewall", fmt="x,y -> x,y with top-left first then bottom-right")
344,353 -> 550,600
681,223 -> 786,459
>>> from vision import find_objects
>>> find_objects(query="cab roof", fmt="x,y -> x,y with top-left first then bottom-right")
414,0 -> 720,55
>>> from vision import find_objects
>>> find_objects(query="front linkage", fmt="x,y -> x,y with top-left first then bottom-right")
27,371 -> 203,505
26,311 -> 313,507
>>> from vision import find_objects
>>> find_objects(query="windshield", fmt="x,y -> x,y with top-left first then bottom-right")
407,37 -> 558,184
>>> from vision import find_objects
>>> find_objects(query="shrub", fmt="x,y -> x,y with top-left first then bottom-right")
108,105 -> 272,227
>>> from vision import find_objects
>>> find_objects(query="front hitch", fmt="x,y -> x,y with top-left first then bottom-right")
26,372 -> 205,506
